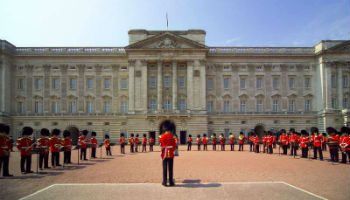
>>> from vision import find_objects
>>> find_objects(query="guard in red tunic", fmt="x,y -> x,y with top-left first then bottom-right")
37,128 -> 50,169
299,130 -> 309,158
16,126 -> 34,174
289,129 -> 299,157
142,134 -> 147,152
119,133 -> 126,154
266,131 -> 274,154
63,130 -> 72,164
339,127 -> 350,164
279,129 -> 289,155
187,134 -> 192,151
238,132 -> 245,151
311,127 -> 323,160
135,134 -> 140,152
253,133 -> 260,153
272,133 -> 277,149
229,133 -> 235,151
248,133 -> 254,152
129,133 -> 135,153
262,133 -> 267,153
105,134 -> 112,156
309,132 -> 315,150
90,131 -> 98,158
149,136 -> 155,152
327,127 -> 339,162
219,133 -> 226,151
49,129 -> 62,167
196,135 -> 202,151
0,124 -> 13,177
79,130 -> 89,160
322,132 -> 328,151
159,120 -> 177,187
202,134 -> 208,151
211,133 -> 217,151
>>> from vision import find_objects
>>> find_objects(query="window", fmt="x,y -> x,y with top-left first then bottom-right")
120,100 -> 128,113
104,78 -> 111,89
34,78 -> 43,90
164,76 -> 171,88
164,99 -> 172,110
207,78 -> 213,90
103,101 -> 111,113
223,100 -> 230,113
52,78 -> 60,90
120,79 -> 128,89
240,78 -> 246,89
288,100 -> 295,112
256,99 -> 263,112
86,101 -> 94,113
256,77 -> 263,89
272,77 -> 279,90
223,77 -> 230,90
178,76 -> 185,88
68,100 -> 77,113
149,76 -> 157,88
331,74 -> 337,88
207,101 -> 213,112
70,78 -> 77,90
343,97 -> 349,108
240,100 -> 246,112
86,78 -> 93,89
343,76 -> 349,88
34,101 -> 43,113
305,99 -> 311,112
18,78 -> 24,90
17,102 -> 24,113
149,99 -> 157,111
51,101 -> 60,113
331,97 -> 337,109
289,77 -> 295,89
179,99 -> 187,111
272,99 -> 279,112
304,77 -> 311,89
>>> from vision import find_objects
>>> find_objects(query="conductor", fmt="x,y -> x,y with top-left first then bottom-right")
159,120 -> 177,187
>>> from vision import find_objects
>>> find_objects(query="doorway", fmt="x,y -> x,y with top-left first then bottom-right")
180,131 -> 187,144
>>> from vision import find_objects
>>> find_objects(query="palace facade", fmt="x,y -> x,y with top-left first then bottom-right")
0,29 -> 349,143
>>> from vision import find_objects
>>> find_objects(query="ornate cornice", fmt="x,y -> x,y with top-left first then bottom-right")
15,47 -> 126,56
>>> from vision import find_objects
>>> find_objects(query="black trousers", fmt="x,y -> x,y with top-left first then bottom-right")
329,148 -> 339,162
313,147 -> 323,160
80,148 -> 87,160
51,152 -> 60,166
197,144 -> 201,151
255,144 -> 260,153
64,151 -> 71,164
120,144 -> 125,154
290,145 -> 298,156
249,143 -> 253,152
20,155 -> 32,172
149,145 -> 153,152
130,144 -> 134,153
106,147 -> 112,156
301,148 -> 308,158
322,143 -> 327,151
341,151 -> 350,163
268,145 -> 273,154
142,144 -> 147,152
213,144 -> 216,151
0,155 -> 10,176
162,158 -> 174,184
187,143 -> 192,151
239,144 -> 244,151
39,152 -> 49,168
91,148 -> 96,158
221,144 -> 225,151
282,145 -> 288,155
230,144 -> 234,151
203,144 -> 207,151
135,144 -> 139,152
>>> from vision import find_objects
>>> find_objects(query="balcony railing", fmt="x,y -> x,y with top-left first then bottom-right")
15,47 -> 126,56
208,47 -> 314,55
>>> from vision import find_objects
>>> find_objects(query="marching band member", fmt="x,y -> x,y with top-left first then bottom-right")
8,136 -> 14,152
0,124 -> 13,177
196,134 -> 202,151
129,133 -> 135,153
79,130 -> 89,160
272,132 -> 277,149
279,129 -> 289,155
142,134 -> 147,152
262,133 -> 267,153
266,131 -> 273,154
135,134 -> 140,152
119,133 -> 126,154
49,129 -> 62,167
229,133 -> 235,151
238,132 -> 245,151
63,130 -> 72,164
299,130 -> 309,158
311,127 -> 323,160
219,133 -> 225,151
289,129 -> 299,157
149,136 -> 155,152
90,131 -> 98,158
211,133 -> 217,151
159,120 -> 177,187
104,134 -> 112,156
187,134 -> 192,151
202,134 -> 208,151
339,127 -> 350,164
253,133 -> 260,153
322,132 -> 328,151
248,133 -> 253,152
17,127 -> 34,174
327,127 -> 339,162
37,128 -> 50,169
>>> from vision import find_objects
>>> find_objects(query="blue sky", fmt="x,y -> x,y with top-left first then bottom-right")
0,0 -> 349,47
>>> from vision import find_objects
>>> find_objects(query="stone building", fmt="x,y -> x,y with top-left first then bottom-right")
0,29 -> 349,144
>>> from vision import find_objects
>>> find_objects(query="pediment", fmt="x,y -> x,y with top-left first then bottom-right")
327,41 -> 350,53
125,32 -> 207,50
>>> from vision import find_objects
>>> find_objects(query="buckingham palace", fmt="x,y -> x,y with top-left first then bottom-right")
0,29 -> 349,143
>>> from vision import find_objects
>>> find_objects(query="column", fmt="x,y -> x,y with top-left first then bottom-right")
172,61 -> 177,110
187,61 -> 193,110
200,60 -> 206,110
128,61 -> 135,113
337,65 -> 343,109
141,60 -> 148,111
157,61 -> 163,111
324,63 -> 332,110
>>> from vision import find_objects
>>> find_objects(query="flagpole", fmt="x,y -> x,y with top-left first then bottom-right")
166,12 -> 168,30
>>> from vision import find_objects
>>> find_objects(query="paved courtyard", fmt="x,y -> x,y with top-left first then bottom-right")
1,145 -> 349,200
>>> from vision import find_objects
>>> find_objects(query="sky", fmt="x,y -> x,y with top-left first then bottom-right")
0,0 -> 349,47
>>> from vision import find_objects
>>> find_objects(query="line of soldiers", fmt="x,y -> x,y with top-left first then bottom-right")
120,133 -> 156,154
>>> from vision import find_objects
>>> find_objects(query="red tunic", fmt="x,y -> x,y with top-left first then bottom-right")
196,138 -> 202,144
187,137 -> 192,143
253,136 -> 260,145
128,137 -> 135,145
229,136 -> 235,145
49,137 -> 62,153
149,138 -> 155,145
313,135 -> 323,147
0,134 -> 10,157
79,135 -> 88,149
279,135 -> 289,145
91,137 -> 98,148
202,137 -> 208,145
266,136 -> 273,146
238,136 -> 245,145
135,137 -> 140,145
211,137 -> 217,145
37,137 -> 50,154
159,132 -> 176,159
63,137 -> 72,151
119,137 -> 126,145
219,136 -> 226,145
16,137 -> 33,156
142,137 -> 147,145
300,136 -> 309,148
340,136 -> 350,151
104,139 -> 111,148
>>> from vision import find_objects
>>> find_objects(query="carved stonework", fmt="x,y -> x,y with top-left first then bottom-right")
157,38 -> 178,48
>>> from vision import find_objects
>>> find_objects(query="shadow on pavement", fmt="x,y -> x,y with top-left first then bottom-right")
176,179 -> 222,188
